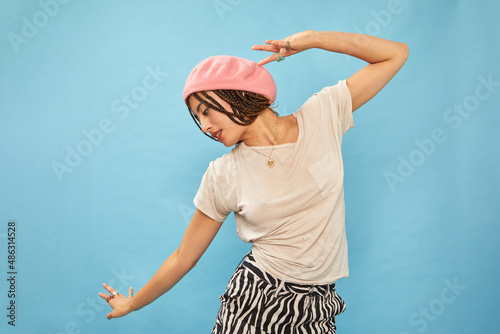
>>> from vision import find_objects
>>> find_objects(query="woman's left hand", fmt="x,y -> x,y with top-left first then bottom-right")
252,30 -> 317,65
98,283 -> 135,319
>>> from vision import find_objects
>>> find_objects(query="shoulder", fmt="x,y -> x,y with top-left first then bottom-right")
208,146 -> 241,177
296,81 -> 349,113
316,80 -> 351,102
294,80 -> 353,137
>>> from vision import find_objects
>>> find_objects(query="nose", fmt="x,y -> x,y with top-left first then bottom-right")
201,121 -> 211,134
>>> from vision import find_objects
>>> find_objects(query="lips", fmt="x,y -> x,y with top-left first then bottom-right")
211,130 -> 222,141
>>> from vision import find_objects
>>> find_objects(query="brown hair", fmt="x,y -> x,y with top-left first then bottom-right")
187,90 -> 278,140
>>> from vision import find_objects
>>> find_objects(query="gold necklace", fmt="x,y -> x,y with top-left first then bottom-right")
247,120 -> 279,169
248,145 -> 276,168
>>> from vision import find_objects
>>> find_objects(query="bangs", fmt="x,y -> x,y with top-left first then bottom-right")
187,92 -> 217,141
185,90 -> 275,141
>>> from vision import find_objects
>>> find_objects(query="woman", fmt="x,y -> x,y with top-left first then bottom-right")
99,30 -> 408,333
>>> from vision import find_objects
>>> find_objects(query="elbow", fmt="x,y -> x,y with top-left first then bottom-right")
189,258 -> 199,270
389,42 -> 409,69
174,248 -> 199,271
399,42 -> 409,62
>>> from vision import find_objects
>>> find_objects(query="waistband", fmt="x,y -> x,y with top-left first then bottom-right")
239,252 -> 336,297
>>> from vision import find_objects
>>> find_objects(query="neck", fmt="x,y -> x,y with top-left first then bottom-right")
241,109 -> 280,146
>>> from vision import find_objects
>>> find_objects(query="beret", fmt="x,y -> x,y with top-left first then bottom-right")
183,55 -> 277,103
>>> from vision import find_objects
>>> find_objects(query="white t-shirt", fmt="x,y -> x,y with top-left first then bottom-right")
194,80 -> 354,284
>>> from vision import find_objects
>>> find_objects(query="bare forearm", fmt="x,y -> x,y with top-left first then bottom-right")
253,30 -> 408,112
127,210 -> 222,312
312,31 -> 408,64
100,210 -> 222,320
129,249 -> 193,311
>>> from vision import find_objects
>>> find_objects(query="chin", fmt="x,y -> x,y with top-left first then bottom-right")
221,138 -> 238,147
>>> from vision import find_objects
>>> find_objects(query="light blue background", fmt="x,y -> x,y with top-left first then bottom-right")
1,0 -> 499,333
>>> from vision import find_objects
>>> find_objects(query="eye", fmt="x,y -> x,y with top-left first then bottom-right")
202,107 -> 209,116
190,109 -> 200,122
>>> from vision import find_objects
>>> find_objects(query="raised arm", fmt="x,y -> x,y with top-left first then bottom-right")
252,30 -> 409,112
99,209 -> 223,319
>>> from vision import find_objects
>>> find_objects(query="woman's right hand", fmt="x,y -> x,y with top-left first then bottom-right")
98,283 -> 135,319
252,30 -> 318,65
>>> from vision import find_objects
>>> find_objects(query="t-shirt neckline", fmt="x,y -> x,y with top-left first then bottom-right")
239,113 -> 302,151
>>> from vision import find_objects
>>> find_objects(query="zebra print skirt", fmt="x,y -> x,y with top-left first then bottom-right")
212,252 -> 346,334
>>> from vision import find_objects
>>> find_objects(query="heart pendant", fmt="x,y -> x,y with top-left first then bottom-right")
267,160 -> 275,168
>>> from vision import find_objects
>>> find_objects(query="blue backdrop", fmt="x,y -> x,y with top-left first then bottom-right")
1,0 -> 499,333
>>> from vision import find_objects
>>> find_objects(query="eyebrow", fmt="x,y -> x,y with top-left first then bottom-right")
196,105 -> 209,116
198,104 -> 209,113
191,104 -> 208,123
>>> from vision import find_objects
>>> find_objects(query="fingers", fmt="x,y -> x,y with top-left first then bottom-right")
99,284 -> 135,320
98,292 -> 109,301
100,283 -> 134,301
253,39 -> 294,65
252,44 -> 279,65
256,51 -> 292,66
252,44 -> 278,52
266,39 -> 289,50
252,40 -> 290,53
255,54 -> 277,66
102,283 -> 119,296
99,283 -> 120,307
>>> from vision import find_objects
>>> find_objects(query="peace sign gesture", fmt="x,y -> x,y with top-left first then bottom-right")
252,30 -> 317,65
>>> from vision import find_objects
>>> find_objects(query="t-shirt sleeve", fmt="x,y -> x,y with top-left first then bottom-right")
319,80 -> 354,136
193,156 -> 236,223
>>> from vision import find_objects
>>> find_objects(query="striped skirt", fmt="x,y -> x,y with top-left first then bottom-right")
212,253 -> 346,334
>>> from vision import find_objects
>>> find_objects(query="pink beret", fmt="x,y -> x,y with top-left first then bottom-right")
183,55 -> 277,104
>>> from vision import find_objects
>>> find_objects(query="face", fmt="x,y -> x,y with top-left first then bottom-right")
188,91 -> 248,147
